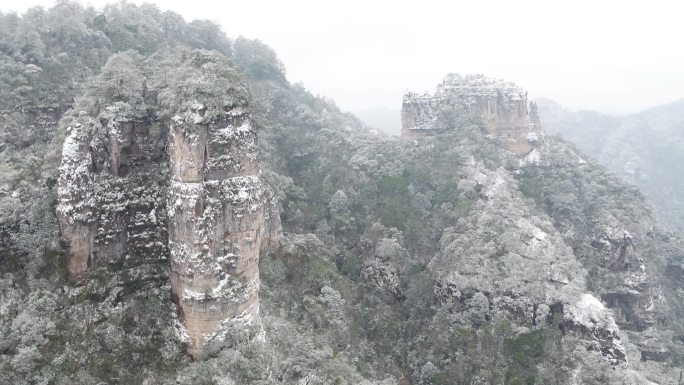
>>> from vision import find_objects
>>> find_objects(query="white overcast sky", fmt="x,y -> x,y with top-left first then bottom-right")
2,0 -> 683,114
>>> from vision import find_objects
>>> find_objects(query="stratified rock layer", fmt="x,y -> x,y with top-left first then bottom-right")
401,74 -> 542,153
56,51 -> 282,357
168,104 -> 281,356
56,108 -> 168,280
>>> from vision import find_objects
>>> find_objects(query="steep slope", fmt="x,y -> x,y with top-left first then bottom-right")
0,3 -> 287,382
55,50 -> 281,356
256,79 -> 684,382
1,3 -> 684,385
0,4 -> 386,383
537,98 -> 684,232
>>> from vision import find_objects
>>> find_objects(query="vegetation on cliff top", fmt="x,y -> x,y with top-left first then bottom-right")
1,2 -> 683,385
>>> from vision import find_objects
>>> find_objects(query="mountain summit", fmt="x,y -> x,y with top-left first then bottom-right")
401,74 -> 542,153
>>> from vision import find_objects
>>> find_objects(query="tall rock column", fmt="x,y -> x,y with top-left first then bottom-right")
56,122 -> 98,279
56,106 -> 166,280
168,103 -> 281,357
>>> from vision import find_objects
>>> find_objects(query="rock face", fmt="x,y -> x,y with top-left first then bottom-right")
429,164 -> 627,364
562,294 -> 626,364
515,139 -> 684,379
56,51 -> 282,357
168,103 -> 281,356
56,107 -> 168,280
401,74 -> 542,153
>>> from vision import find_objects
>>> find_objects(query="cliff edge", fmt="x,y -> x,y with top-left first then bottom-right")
401,73 -> 542,153
55,50 -> 282,357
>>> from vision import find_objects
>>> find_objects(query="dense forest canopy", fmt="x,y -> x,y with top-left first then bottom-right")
1,2 -> 684,385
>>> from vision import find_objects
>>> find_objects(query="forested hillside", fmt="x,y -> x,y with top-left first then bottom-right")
1,2 -> 683,385
538,98 -> 684,232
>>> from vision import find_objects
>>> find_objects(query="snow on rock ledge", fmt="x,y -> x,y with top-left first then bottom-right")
564,293 -> 627,364
565,294 -> 619,333
56,112 -> 168,279
401,73 -> 543,154
168,104 -> 281,357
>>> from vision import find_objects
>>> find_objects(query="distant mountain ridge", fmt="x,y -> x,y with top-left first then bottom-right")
537,98 -> 684,232
2,2 -> 684,384
353,106 -> 401,136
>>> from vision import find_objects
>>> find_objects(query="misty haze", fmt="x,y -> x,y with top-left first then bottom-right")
1,1 -> 683,384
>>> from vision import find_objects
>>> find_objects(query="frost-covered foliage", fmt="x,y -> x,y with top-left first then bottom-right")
2,2 -> 684,385
0,0 -> 242,260
154,49 -> 249,122
538,98 -> 684,233
254,54 -> 684,383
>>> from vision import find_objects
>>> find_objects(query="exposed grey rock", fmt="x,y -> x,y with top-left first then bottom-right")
168,101 -> 281,356
402,74 -> 543,153
55,51 -> 283,358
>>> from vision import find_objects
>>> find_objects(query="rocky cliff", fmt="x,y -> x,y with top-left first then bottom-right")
4,4 -> 684,384
402,74 -> 542,153
56,107 -> 167,280
55,50 -> 281,357
516,139 -> 684,377
168,101 -> 281,356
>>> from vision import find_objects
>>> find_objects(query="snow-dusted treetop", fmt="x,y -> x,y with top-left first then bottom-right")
435,73 -> 527,101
